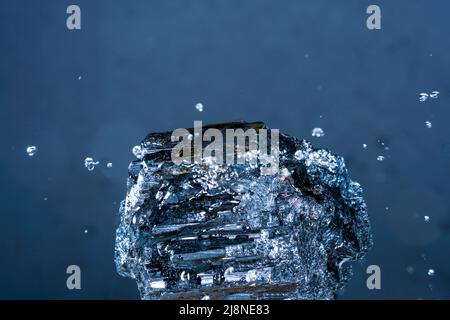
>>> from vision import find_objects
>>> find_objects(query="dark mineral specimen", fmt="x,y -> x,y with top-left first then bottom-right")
114,121 -> 372,300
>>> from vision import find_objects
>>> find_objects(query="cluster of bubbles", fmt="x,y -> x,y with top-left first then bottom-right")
195,103 -> 204,112
84,158 -> 113,171
419,91 -> 439,102
311,127 -> 325,137
84,157 -> 100,171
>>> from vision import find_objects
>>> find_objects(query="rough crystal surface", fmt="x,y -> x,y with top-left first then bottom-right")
114,121 -> 372,300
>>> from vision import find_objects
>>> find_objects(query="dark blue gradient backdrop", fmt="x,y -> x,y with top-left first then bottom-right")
0,0 -> 449,299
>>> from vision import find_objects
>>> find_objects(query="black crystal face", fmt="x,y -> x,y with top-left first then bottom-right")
115,121 -> 372,300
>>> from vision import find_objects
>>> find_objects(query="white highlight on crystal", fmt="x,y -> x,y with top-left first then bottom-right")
150,280 -> 166,289
132,145 -> 143,159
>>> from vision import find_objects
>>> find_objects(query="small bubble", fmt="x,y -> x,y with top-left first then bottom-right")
304,53 -> 309,59
195,103 -> 204,112
311,127 -> 325,138
377,155 -> 385,161
424,215 -> 430,222
26,146 -> 37,157
406,266 -> 415,274
294,150 -> 305,160
106,162 -> 113,168
429,91 -> 439,99
419,93 -> 429,102
44,197 -> 48,201
425,121 -> 432,129
362,144 -> 367,149
84,157 -> 99,171
187,134 -> 193,141
78,75 -> 82,81
427,269 -> 435,276
84,229 -> 88,234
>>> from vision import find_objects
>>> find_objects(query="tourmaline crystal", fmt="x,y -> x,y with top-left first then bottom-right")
114,121 -> 372,300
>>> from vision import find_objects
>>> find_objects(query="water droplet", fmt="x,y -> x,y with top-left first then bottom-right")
362,144 -> 367,149
430,91 -> 439,99
294,150 -> 305,160
377,155 -> 385,161
406,266 -> 414,274
107,162 -> 113,168
425,121 -> 432,129
419,93 -> 429,102
195,103 -> 204,112
132,145 -> 143,159
424,215 -> 430,222
84,157 -> 99,171
311,127 -> 325,137
26,146 -> 37,157
427,269 -> 435,276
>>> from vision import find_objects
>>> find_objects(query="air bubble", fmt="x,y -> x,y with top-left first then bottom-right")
26,146 -> 37,157
195,103 -> 204,112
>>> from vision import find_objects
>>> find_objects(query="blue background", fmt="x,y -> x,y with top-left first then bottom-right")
0,0 -> 449,299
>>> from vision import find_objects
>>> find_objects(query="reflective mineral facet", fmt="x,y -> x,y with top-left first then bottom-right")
114,121 -> 372,300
